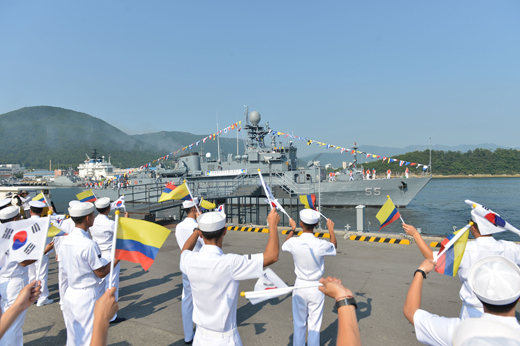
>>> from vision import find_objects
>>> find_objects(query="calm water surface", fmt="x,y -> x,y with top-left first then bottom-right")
49,178 -> 520,240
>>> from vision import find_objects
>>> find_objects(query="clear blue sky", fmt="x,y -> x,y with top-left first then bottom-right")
1,1 -> 519,155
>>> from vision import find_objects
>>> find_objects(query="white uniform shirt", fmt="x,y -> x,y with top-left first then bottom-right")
282,233 -> 336,281
180,245 -> 263,332
175,217 -> 204,251
458,237 -> 520,307
413,311 -> 520,346
61,228 -> 108,289
89,214 -> 115,252
0,260 -> 28,278
54,218 -> 75,262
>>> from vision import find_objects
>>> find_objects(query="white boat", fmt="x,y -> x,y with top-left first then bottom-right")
78,149 -> 115,180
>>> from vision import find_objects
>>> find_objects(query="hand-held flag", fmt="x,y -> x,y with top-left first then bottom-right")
111,196 -> 126,212
300,194 -> 316,210
241,283 -> 323,302
376,196 -> 403,231
33,193 -> 48,206
48,223 -> 68,237
258,170 -> 291,219
111,213 -> 170,274
183,180 -> 200,213
299,194 -> 328,220
200,198 -> 216,211
76,190 -> 97,203
158,183 -> 177,203
247,269 -> 289,305
434,223 -> 471,276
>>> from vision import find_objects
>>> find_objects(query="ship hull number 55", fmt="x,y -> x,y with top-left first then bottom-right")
365,187 -> 381,196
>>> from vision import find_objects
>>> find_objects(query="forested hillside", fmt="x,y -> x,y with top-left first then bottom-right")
350,148 -> 520,175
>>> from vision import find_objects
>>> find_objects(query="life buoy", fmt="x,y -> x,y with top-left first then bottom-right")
134,181 -> 138,185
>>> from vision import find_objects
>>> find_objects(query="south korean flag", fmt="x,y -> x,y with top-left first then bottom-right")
0,218 -> 50,264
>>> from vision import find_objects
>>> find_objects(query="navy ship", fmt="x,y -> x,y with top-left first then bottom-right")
93,110 -> 431,207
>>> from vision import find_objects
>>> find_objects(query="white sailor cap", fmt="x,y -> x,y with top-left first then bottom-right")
0,206 -> 20,220
300,209 -> 320,225
183,198 -> 199,209
69,200 -> 80,208
465,200 -> 520,236
69,202 -> 95,217
29,201 -> 46,209
95,197 -> 111,209
197,212 -> 226,232
469,255 -> 520,306
453,317 -> 520,346
0,198 -> 12,209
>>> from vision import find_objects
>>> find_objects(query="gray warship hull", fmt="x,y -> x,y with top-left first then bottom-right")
90,109 -> 431,207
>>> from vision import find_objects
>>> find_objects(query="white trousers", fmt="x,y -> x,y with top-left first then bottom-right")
292,278 -> 324,346
405,173 -> 409,178
0,274 -> 29,346
459,303 -> 484,320
194,326 -> 241,346
387,174 -> 391,179
181,273 -> 195,342
63,284 -> 104,346
58,261 -> 68,310
28,254 -> 50,303
101,251 -> 119,321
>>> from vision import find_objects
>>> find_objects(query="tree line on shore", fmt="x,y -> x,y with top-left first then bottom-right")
353,148 -> 520,175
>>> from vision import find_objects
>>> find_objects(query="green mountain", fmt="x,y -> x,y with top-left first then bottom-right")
0,106 -> 247,170
0,106 -> 162,169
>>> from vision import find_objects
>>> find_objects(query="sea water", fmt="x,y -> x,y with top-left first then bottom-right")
49,178 -> 520,240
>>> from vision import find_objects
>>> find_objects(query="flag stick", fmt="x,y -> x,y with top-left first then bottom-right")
434,222 -> 472,262
108,210 -> 121,289
42,191 -> 50,208
387,195 -> 405,223
183,180 -> 200,213
240,283 -> 323,299
35,210 -> 53,283
258,170 -> 274,211
318,211 -> 328,220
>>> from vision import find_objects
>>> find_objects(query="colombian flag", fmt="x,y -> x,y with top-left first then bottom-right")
435,225 -> 470,277
32,193 -> 46,203
76,190 -> 97,203
48,224 -> 67,237
376,198 -> 401,231
115,217 -> 170,271
200,198 -> 216,211
299,194 -> 317,210
158,183 -> 176,203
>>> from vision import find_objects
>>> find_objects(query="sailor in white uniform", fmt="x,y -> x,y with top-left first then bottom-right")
54,201 -> 79,319
282,209 -> 337,346
403,200 -> 520,320
27,200 -> 54,306
348,170 -> 353,181
0,198 -> 12,211
180,209 -> 281,346
61,202 -> 118,346
0,206 -> 38,346
175,198 -> 204,343
404,256 -> 520,346
89,197 -> 128,324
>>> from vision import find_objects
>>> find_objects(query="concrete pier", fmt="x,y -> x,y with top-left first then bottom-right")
22,224 -> 503,345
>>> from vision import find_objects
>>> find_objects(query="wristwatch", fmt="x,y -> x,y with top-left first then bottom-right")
335,296 -> 357,310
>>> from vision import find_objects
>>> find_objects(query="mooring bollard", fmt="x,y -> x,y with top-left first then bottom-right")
356,205 -> 365,232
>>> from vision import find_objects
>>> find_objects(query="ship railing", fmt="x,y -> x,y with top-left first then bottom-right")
188,173 -> 259,199
270,172 -> 313,196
